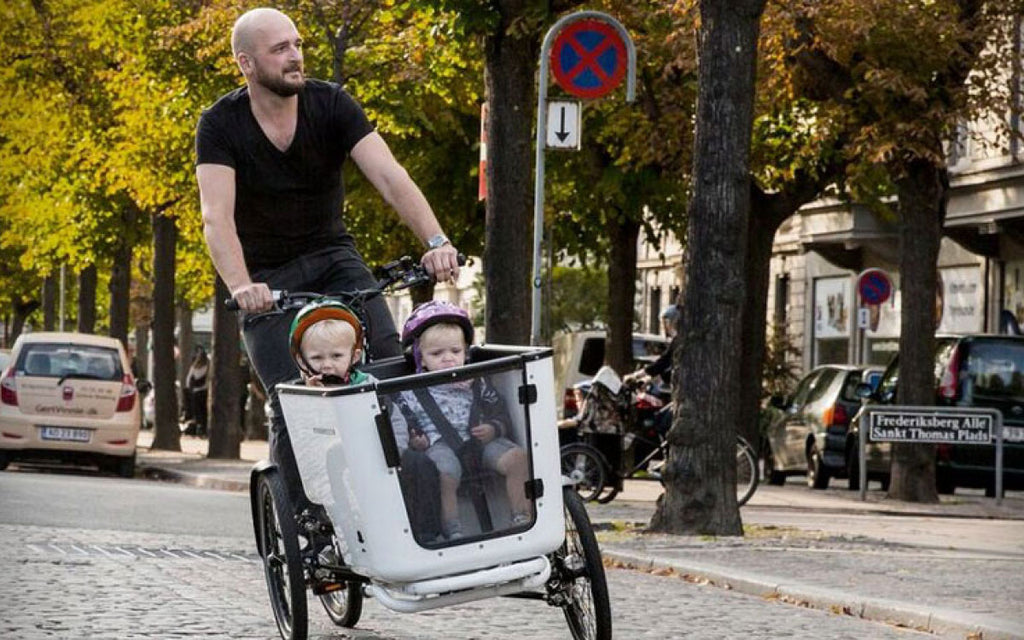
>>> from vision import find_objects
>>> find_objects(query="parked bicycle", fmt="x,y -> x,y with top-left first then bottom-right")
559,366 -> 759,506
231,257 -> 611,640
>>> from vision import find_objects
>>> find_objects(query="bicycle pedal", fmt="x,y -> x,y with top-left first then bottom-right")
312,581 -> 344,596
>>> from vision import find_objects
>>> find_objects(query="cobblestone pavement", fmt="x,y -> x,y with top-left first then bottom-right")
1,523 -> 931,639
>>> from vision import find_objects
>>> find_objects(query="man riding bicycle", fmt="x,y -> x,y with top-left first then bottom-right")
195,7 -> 459,525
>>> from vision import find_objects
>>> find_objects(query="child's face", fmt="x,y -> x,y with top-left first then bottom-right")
418,324 -> 467,371
301,331 -> 358,379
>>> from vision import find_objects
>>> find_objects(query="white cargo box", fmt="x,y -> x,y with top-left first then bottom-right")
278,346 -> 564,584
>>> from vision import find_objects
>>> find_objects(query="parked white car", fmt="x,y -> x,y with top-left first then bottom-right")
0,332 -> 141,477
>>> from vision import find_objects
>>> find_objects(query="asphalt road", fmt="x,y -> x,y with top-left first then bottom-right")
0,466 -> 941,639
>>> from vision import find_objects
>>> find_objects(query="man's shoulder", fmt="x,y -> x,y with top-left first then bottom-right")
201,86 -> 250,120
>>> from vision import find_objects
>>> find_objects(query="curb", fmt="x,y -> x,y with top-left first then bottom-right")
139,465 -> 249,493
601,549 -> 1024,640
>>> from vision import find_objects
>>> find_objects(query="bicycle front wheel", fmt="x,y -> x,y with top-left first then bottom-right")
257,468 -> 308,640
735,437 -> 759,507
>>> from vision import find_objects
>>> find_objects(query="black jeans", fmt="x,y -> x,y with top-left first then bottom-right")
242,245 -> 402,512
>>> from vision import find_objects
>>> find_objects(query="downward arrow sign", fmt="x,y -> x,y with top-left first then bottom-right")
556,106 -> 570,142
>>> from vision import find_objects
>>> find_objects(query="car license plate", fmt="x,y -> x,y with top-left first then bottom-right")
1003,426 -> 1024,443
39,426 -> 92,443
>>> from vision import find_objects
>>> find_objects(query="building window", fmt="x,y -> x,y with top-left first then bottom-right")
774,273 -> 790,326
813,276 -> 851,365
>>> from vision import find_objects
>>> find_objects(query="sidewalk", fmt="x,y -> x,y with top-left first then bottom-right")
136,433 -> 1024,639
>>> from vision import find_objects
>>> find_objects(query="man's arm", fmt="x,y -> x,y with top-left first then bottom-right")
196,163 -> 272,311
349,132 -> 460,281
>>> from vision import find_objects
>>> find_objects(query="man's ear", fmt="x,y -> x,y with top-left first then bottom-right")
236,53 -> 252,75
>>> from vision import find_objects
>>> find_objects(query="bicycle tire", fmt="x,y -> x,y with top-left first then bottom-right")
319,583 -> 363,628
560,443 -> 607,503
594,483 -> 620,504
735,437 -> 759,507
556,488 -> 612,640
257,469 -> 308,640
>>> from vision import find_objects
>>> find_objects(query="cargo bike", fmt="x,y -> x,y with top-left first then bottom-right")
241,258 -> 612,640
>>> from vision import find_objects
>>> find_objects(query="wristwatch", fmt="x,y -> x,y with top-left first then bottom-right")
426,233 -> 450,250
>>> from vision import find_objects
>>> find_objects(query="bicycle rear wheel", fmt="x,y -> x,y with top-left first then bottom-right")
319,583 -> 362,628
257,468 -> 308,640
560,443 -> 607,503
735,437 -> 759,507
552,488 -> 612,640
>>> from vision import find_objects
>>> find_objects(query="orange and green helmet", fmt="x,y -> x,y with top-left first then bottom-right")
288,298 -> 363,373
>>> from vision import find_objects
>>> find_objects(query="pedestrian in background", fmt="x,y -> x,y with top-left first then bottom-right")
185,346 -> 210,437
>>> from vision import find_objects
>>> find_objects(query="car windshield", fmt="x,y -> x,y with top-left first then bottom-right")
18,343 -> 123,381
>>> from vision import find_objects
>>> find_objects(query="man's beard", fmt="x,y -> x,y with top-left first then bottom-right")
254,63 -> 304,97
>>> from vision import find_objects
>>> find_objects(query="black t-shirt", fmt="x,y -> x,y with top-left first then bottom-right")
195,80 -> 375,271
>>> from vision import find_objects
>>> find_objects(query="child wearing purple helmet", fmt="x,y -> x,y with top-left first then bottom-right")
394,301 -> 531,540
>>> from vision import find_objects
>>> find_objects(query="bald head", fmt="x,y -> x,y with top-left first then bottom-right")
231,8 -> 295,58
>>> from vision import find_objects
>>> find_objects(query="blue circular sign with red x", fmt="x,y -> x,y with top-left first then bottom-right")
550,19 -> 627,99
858,268 -> 893,305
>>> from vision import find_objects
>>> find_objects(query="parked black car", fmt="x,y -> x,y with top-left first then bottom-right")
763,364 -> 883,489
849,334 -> 1024,496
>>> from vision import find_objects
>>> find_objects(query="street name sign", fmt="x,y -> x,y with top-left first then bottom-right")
546,101 -> 581,149
859,406 -> 1005,504
867,409 -> 993,443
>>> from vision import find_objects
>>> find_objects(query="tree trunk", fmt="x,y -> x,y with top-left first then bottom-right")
650,0 -> 765,535
42,275 -> 56,331
208,277 -> 242,459
736,212 -> 779,452
482,5 -> 538,345
109,231 -> 133,349
606,216 -> 640,375
134,324 -> 149,380
150,213 -> 180,451
889,157 -> 947,503
77,264 -> 97,334
10,300 -> 39,345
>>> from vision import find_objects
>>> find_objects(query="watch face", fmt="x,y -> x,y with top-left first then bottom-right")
428,234 -> 448,249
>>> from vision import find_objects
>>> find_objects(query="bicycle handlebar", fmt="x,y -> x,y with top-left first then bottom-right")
224,254 -> 466,312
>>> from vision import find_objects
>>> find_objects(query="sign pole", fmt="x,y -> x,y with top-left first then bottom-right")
531,11 -> 636,345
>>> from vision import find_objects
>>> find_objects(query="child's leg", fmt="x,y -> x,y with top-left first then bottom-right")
425,443 -> 463,537
439,472 -> 459,527
495,446 -> 531,517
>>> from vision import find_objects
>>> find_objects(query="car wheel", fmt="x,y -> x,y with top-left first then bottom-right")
936,471 -> 955,495
845,447 -> 860,491
0,451 -> 9,471
763,445 -> 786,486
984,483 -> 1004,498
108,452 -> 136,478
807,444 -> 830,490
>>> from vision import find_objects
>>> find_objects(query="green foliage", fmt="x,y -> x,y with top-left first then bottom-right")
547,265 -> 609,332
761,322 -> 802,401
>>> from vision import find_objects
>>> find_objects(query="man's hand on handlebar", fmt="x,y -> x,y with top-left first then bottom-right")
230,282 -> 274,313
421,244 -> 460,284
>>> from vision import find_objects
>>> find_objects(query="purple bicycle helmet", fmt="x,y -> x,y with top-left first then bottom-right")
402,301 -> 474,371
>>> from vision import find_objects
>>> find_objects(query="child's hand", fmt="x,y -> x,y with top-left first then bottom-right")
305,374 -> 325,387
410,430 -> 429,451
471,422 -> 496,443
